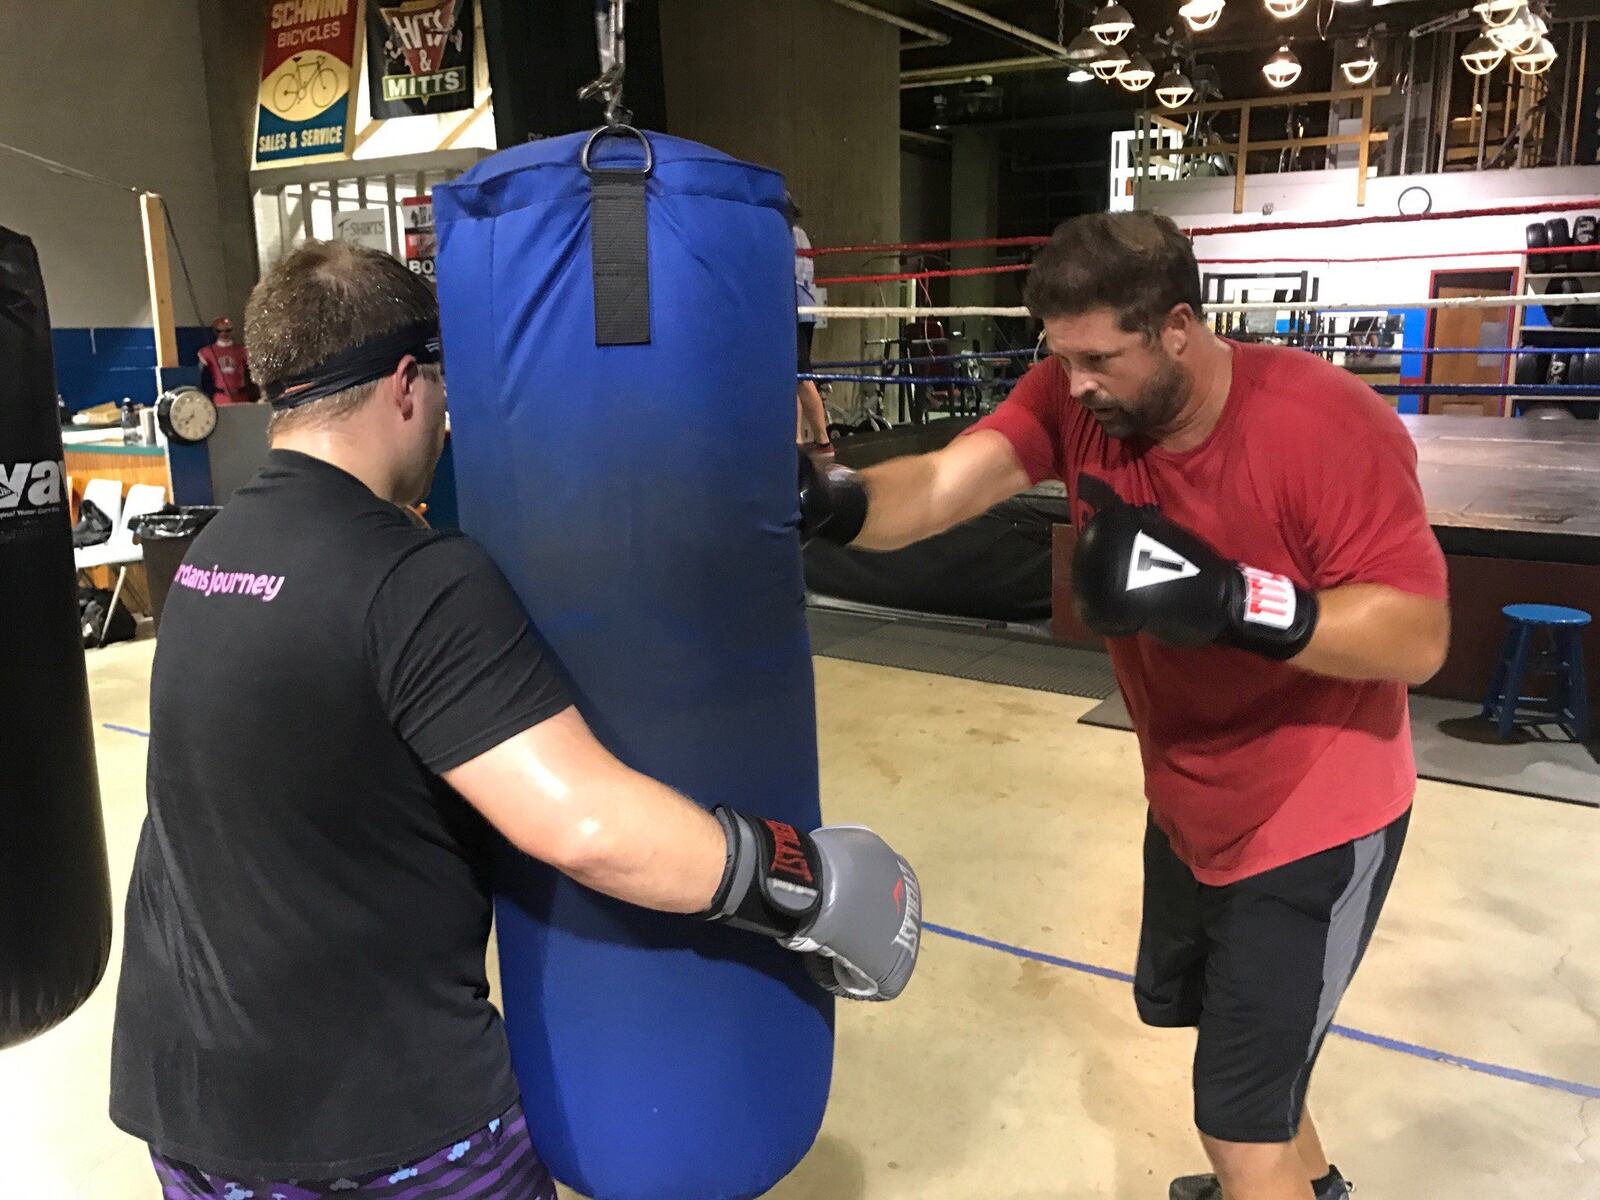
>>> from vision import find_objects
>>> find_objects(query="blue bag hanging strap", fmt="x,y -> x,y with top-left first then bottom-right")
583,125 -> 653,346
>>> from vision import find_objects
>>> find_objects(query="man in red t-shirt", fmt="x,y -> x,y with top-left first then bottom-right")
798,212 -> 1449,1200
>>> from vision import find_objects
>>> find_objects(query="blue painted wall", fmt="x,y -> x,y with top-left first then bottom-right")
51,325 -> 210,412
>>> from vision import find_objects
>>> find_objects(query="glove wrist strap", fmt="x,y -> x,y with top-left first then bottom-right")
700,807 -> 822,938
1221,568 -> 1319,661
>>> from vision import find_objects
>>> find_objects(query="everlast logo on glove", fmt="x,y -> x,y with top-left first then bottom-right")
702,808 -> 924,1001
763,819 -> 816,891
891,871 -> 922,954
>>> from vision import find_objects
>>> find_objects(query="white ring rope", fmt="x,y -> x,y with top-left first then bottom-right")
801,291 -> 1600,320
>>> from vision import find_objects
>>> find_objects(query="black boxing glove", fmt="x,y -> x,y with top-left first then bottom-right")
797,449 -> 868,545
700,807 -> 921,1001
1072,505 -> 1318,661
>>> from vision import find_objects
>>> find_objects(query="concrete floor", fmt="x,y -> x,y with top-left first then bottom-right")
4,638 -> 1598,1198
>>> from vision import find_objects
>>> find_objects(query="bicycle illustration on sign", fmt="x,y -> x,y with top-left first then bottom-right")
270,53 -> 340,114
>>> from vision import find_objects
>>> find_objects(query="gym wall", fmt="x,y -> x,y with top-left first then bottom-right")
1156,165 -> 1598,310
0,0 -> 261,411
659,0 -> 901,373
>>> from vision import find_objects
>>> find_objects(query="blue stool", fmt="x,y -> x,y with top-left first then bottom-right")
1481,604 -> 1591,742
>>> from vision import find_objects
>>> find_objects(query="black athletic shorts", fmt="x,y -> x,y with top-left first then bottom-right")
1135,808 -> 1409,1143
797,320 -> 815,374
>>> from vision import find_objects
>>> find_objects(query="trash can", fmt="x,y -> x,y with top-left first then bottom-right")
131,505 -> 221,629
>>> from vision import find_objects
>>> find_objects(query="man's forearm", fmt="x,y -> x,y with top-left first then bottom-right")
554,767 -> 729,913
445,713 -> 727,914
853,454 -> 948,550
1291,583 -> 1449,685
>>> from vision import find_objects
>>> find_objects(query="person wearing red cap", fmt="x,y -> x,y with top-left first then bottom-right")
198,317 -> 256,405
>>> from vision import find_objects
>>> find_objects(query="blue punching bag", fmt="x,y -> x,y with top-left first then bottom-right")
434,129 -> 831,1200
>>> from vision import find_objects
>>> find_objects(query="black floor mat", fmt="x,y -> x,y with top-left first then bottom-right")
1079,692 -> 1600,808
808,611 -> 1119,700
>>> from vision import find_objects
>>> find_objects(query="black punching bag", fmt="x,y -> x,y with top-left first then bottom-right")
0,226 -> 112,1048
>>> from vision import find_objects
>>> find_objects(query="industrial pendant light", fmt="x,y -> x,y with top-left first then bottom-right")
1472,0 -> 1523,26
1512,35 -> 1557,75
1178,0 -> 1225,33
1118,52 -> 1156,91
1091,42 -> 1132,80
1064,29 -> 1104,62
1089,2 -> 1136,45
1264,0 -> 1310,19
1461,33 -> 1507,73
1262,43 -> 1302,88
1155,66 -> 1195,107
1341,36 -> 1379,84
1489,5 -> 1542,53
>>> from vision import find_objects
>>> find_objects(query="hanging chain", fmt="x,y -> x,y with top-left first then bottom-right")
578,0 -> 631,126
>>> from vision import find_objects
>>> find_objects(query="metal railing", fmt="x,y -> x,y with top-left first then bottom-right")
1132,87 -> 1390,214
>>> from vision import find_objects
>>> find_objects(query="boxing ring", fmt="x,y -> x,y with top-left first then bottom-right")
1412,414 -> 1600,557
798,198 -> 1600,714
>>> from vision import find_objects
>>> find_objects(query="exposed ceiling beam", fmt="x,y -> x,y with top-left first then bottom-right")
913,0 -> 1072,60
824,0 -> 952,49
901,54 -> 1067,87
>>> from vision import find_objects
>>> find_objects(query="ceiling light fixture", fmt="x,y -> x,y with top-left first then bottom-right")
1472,0 -> 1522,26
1118,52 -> 1156,90
1089,2 -> 1136,45
1512,35 -> 1556,74
1155,66 -> 1195,107
1262,43 -> 1302,88
1341,36 -> 1379,84
1178,0 -> 1225,33
1461,34 -> 1506,73
1091,42 -> 1132,79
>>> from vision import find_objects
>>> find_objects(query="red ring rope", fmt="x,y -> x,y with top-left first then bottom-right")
798,235 -> 1046,258
815,263 -> 1031,286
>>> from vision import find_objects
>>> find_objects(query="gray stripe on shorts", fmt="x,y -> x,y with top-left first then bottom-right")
1281,826 -> 1389,1133
1311,827 -> 1386,1051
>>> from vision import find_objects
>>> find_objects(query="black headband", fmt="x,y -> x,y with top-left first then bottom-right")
264,319 -> 443,411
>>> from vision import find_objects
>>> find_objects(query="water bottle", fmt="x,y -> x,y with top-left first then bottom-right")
120,398 -> 137,445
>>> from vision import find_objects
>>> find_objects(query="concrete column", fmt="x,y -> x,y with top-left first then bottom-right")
659,0 -> 900,394
949,127 -> 1000,316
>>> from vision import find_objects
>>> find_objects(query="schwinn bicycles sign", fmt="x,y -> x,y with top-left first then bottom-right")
367,0 -> 476,119
253,0 -> 364,166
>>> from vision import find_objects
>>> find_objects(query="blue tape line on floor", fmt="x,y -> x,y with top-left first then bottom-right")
927,922 -> 1600,1100
97,725 -> 1600,1101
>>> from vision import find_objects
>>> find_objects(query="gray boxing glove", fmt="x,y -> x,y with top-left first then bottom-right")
701,808 -> 922,1001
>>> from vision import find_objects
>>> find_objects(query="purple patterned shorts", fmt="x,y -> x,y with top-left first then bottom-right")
150,1101 -> 555,1200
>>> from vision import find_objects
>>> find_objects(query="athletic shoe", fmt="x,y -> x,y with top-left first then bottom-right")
1167,1164 -> 1351,1199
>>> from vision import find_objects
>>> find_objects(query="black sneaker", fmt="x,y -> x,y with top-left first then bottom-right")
1167,1164 -> 1352,1200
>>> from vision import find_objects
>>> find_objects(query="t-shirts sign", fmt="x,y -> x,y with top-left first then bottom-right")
254,0 -> 364,167
333,208 -> 390,252
367,0 -> 476,119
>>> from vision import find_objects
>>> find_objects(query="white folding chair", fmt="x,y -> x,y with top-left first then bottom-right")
75,483 -> 167,644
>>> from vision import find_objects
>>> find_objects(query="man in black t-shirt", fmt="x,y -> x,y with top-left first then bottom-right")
110,241 -> 923,1200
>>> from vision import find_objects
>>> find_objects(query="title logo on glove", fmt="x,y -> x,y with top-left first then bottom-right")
1125,531 -> 1199,591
